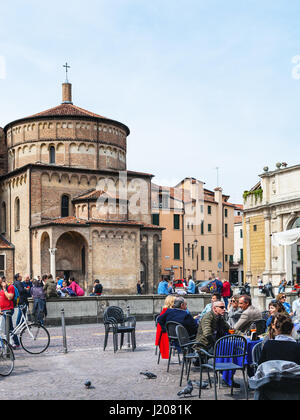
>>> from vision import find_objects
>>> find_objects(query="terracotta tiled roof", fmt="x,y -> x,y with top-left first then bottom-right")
234,216 -> 243,224
44,216 -> 88,225
234,204 -> 244,210
72,189 -> 128,203
34,216 -> 164,230
25,103 -> 108,120
0,235 -> 14,249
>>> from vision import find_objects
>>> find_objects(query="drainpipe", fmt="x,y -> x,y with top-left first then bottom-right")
29,167 -> 32,277
182,206 -> 185,278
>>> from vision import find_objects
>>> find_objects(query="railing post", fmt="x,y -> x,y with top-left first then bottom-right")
61,308 -> 68,354
127,305 -> 131,348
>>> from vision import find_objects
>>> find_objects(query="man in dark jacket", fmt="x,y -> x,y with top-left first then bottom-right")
194,301 -> 230,353
14,273 -> 30,326
157,296 -> 198,337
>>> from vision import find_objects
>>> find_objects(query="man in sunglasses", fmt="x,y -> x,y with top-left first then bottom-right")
194,301 -> 230,355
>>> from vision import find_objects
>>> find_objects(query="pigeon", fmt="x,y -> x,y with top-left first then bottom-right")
177,380 -> 193,397
140,371 -> 157,379
191,380 -> 209,389
84,380 -> 92,389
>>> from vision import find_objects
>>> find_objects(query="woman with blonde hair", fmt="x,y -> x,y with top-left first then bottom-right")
155,295 -> 176,359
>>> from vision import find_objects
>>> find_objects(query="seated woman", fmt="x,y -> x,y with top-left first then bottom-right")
155,295 -> 176,359
266,300 -> 287,328
259,313 -> 300,365
276,293 -> 293,316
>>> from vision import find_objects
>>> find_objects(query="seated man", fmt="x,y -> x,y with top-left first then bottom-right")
196,293 -> 222,320
234,295 -> 261,333
157,296 -> 198,337
194,301 -> 230,354
186,276 -> 195,294
157,278 -> 171,295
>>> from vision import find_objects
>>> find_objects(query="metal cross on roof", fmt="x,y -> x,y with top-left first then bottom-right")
63,62 -> 71,83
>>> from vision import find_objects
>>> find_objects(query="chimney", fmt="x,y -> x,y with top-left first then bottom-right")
62,82 -> 73,104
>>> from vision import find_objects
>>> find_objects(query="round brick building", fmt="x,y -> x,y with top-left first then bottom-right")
0,81 -> 163,295
4,82 -> 129,172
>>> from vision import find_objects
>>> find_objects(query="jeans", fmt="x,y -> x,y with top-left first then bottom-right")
2,310 -> 19,346
223,297 -> 229,309
33,298 -> 46,325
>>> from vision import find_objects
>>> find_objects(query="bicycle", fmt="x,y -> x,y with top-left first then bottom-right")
0,336 -> 14,376
1,305 -> 50,354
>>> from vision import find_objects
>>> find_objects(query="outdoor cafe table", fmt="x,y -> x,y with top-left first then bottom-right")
216,337 -> 263,386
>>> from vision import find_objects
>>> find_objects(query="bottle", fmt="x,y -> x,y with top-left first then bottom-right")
250,323 -> 257,341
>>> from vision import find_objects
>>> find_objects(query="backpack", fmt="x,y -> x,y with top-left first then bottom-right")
13,285 -> 20,307
208,280 -> 217,293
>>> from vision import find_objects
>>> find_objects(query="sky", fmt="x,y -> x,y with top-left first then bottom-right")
0,0 -> 300,204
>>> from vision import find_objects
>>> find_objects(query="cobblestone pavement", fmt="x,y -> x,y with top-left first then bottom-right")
0,321 -> 254,400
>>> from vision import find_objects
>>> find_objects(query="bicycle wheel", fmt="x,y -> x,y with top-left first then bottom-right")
0,339 -> 14,376
20,323 -> 50,354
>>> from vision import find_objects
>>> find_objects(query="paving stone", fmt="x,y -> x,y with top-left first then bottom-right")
0,321 -> 253,400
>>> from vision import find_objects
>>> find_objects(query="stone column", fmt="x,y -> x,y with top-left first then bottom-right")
245,218 -> 252,283
49,248 -> 57,279
147,234 -> 154,294
264,214 -> 272,275
278,214 -> 285,275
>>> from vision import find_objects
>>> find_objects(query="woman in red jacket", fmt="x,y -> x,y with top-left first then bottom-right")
221,279 -> 231,309
155,295 -> 176,359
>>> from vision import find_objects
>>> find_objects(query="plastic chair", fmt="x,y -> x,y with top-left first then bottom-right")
175,324 -> 199,386
198,334 -> 248,400
103,306 -> 136,353
251,341 -> 263,373
165,321 -> 182,372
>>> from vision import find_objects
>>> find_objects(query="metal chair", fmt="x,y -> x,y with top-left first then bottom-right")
261,311 -> 269,321
251,341 -> 263,374
175,324 -> 199,386
250,319 -> 267,336
165,321 -> 182,372
198,334 -> 248,400
103,306 -> 136,353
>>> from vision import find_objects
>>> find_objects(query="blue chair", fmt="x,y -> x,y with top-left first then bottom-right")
198,334 -> 248,400
251,341 -> 263,374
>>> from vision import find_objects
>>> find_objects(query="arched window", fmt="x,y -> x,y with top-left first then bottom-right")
15,197 -> 20,231
61,195 -> 69,218
49,146 -> 55,164
1,202 -> 6,234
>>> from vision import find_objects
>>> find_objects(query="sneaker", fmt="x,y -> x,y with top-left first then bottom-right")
12,345 -> 20,350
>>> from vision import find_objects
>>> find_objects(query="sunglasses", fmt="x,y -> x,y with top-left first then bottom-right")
216,306 -> 225,309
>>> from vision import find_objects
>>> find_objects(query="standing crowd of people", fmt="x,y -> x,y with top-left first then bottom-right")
157,275 -> 233,308
0,273 -> 87,349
